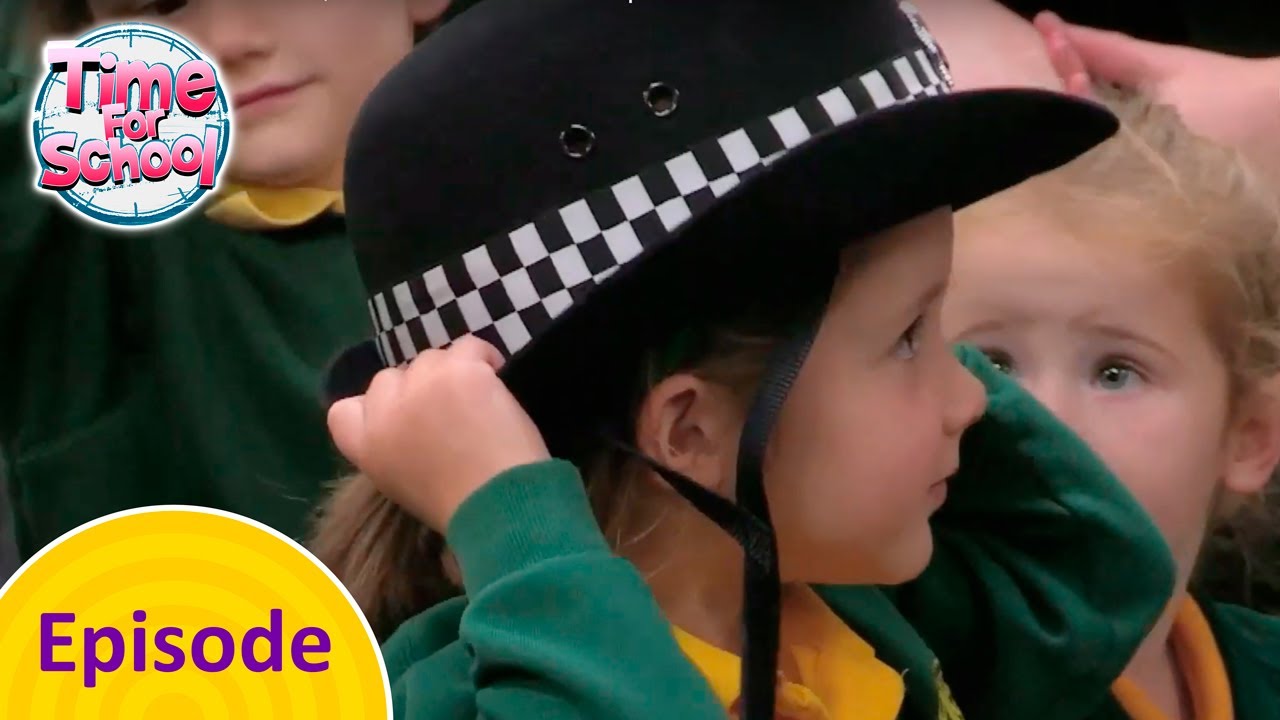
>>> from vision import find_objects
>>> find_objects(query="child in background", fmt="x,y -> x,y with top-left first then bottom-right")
313,1 -> 1175,718
946,88 -> 1280,719
0,0 -> 467,559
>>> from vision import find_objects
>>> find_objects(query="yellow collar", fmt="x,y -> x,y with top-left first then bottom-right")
203,184 -> 344,230
1112,598 -> 1234,720
672,587 -> 905,720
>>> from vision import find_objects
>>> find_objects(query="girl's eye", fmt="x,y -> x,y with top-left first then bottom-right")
980,348 -> 1016,375
893,315 -> 924,360
1095,362 -> 1139,391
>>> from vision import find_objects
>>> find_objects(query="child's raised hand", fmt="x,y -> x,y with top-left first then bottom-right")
327,337 -> 551,532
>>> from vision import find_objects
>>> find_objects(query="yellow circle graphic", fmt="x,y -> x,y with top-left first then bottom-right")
0,506 -> 391,719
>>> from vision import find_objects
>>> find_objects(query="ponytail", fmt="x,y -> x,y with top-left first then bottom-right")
308,474 -> 459,641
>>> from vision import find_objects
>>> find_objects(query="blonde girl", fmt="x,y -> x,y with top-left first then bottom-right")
946,88 -> 1280,720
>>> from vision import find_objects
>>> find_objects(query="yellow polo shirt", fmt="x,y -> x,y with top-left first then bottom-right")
204,185 -> 344,228
674,587 -> 905,720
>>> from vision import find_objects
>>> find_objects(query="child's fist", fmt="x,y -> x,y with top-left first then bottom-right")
327,337 -> 550,532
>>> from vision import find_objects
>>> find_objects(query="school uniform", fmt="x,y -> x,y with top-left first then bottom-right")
1208,601 -> 1280,719
1087,598 -> 1280,720
0,91 -> 365,558
328,1 -> 1174,717
377,348 -> 1173,720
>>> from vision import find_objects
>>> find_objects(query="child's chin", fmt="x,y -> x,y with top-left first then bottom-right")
794,528 -> 935,587
872,536 -> 936,587
226,131 -> 333,187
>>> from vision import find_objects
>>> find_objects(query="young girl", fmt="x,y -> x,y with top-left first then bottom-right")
0,0 -> 469,562
945,89 -> 1280,719
315,1 -> 1175,717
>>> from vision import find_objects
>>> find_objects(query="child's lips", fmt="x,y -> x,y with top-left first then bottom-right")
233,79 -> 312,113
928,466 -> 957,505
928,478 -> 949,505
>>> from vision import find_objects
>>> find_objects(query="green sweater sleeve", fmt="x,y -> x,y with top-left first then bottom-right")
0,86 -> 137,450
877,347 -> 1176,719
384,460 -> 727,720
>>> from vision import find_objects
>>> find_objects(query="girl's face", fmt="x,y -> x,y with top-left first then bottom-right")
89,0 -> 449,188
942,209 -> 1274,585
765,208 -> 986,586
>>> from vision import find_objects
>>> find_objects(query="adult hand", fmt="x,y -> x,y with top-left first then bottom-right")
1035,10 -> 1280,182
328,336 -> 551,532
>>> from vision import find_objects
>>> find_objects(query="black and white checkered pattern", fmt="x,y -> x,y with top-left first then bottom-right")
368,41 -> 952,366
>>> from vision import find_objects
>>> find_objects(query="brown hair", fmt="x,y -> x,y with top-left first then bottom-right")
962,86 -> 1280,611
309,328 -> 783,640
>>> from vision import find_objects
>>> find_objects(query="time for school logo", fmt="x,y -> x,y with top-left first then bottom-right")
0,507 -> 391,719
29,22 -> 232,230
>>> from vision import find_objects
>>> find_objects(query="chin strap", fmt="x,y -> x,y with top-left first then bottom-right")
609,320 -> 819,720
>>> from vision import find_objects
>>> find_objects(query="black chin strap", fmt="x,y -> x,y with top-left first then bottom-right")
733,324 -> 818,720
609,321 -> 818,720
609,447 -> 777,571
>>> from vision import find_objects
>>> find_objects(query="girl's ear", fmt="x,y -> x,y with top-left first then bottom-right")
1223,378 -> 1280,496
633,373 -> 742,496
440,547 -> 461,585
407,0 -> 453,26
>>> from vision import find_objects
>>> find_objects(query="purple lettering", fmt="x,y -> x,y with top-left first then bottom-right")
242,609 -> 283,672
132,611 -> 147,671
192,628 -> 234,672
83,626 -> 123,688
40,613 -> 75,672
153,627 -> 184,672
291,628 -> 330,672
38,611 -> 335,680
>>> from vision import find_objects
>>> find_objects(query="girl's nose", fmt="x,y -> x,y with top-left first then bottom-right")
945,355 -> 988,436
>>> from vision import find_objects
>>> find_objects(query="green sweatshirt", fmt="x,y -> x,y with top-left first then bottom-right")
0,89 -> 368,557
1087,601 -> 1280,720
382,347 -> 1175,719
1206,602 -> 1280,720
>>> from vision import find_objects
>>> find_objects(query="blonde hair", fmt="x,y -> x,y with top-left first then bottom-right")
965,86 -> 1280,394
962,86 -> 1280,609
309,328 -> 781,639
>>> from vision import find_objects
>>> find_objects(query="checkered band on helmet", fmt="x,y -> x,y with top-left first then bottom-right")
367,41 -> 952,367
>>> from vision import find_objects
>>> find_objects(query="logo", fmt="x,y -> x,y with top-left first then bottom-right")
0,507 -> 391,719
933,661 -> 965,720
898,2 -> 954,89
30,22 -> 232,230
